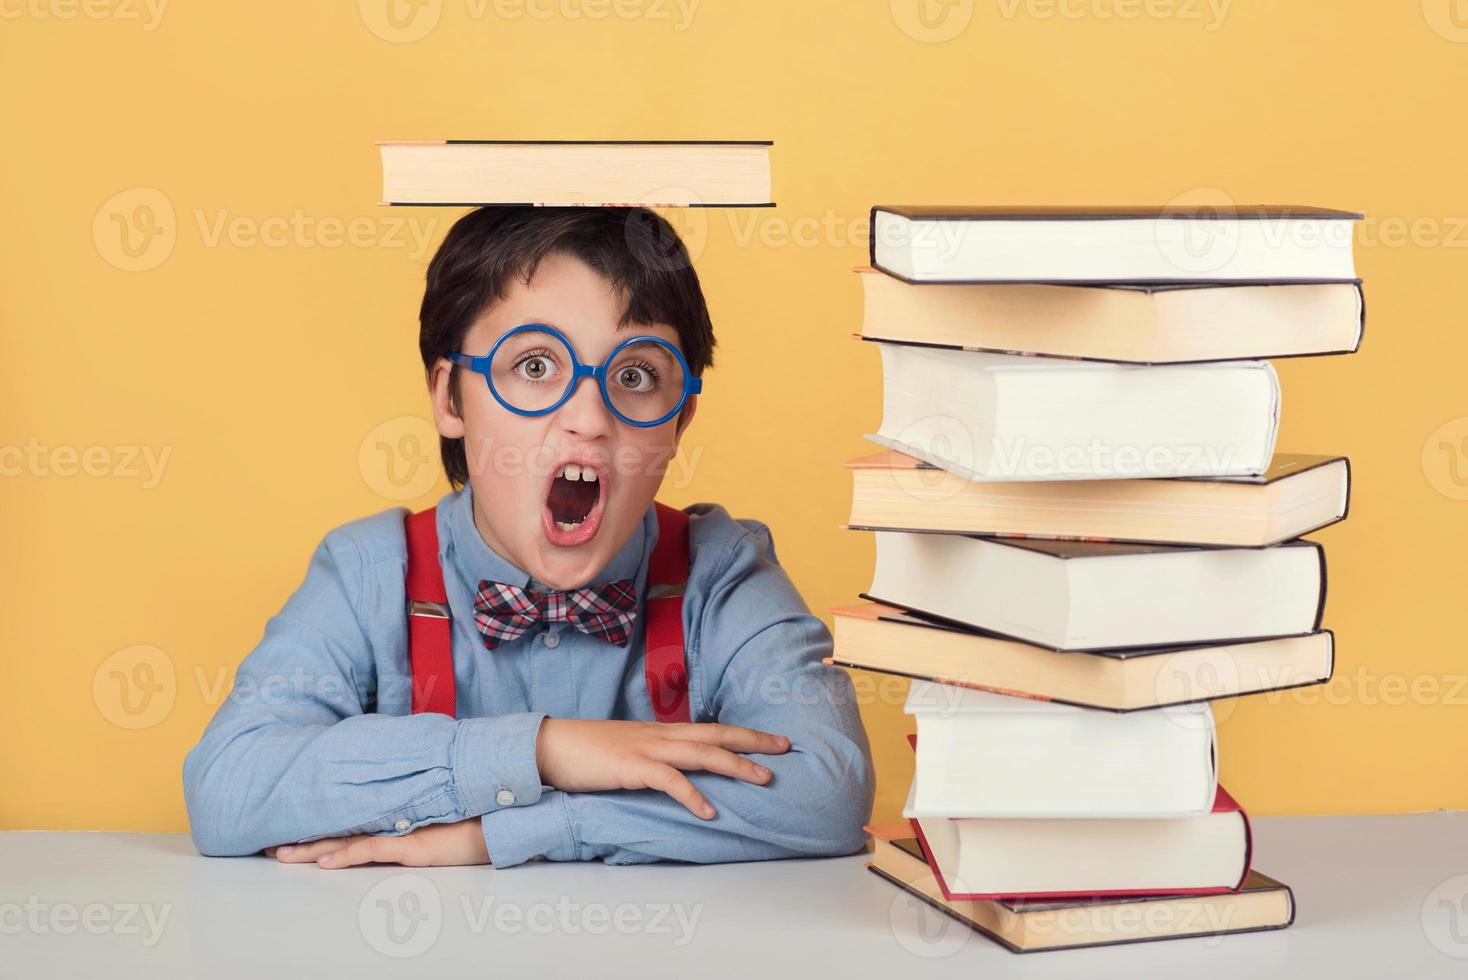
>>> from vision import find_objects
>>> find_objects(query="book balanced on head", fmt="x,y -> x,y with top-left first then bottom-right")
378,139 -> 774,207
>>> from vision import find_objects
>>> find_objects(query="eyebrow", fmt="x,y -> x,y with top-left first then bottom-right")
525,318 -> 640,334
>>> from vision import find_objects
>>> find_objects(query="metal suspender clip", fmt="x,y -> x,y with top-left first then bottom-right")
409,599 -> 451,619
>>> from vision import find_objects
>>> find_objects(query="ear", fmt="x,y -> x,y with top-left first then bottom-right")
430,358 -> 466,439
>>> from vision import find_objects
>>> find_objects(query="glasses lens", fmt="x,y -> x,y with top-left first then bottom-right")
489,328 -> 574,414
605,339 -> 687,424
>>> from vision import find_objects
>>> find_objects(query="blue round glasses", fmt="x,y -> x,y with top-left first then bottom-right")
450,323 -> 702,429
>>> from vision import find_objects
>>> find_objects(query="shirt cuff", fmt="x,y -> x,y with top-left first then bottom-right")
480,791 -> 580,868
450,712 -> 547,817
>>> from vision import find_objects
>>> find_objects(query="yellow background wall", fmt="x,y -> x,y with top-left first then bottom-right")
3,1 -> 1466,832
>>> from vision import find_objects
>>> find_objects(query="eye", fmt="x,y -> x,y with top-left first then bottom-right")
615,362 -> 659,393
513,350 -> 559,383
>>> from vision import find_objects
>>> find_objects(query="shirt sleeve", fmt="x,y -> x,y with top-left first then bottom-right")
480,514 -> 875,868
182,526 -> 546,857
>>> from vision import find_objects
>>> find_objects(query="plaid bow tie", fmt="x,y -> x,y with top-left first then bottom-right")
471,579 -> 637,650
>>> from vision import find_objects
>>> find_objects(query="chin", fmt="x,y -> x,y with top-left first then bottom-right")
537,543 -> 620,590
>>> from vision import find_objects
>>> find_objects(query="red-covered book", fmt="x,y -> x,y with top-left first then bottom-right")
903,734 -> 1252,900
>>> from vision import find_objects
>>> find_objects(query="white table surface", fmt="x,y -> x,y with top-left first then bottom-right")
3,812 -> 1466,978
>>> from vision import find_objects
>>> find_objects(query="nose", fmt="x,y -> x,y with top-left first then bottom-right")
554,371 -> 616,440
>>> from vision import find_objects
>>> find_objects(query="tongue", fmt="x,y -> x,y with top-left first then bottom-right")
548,476 -> 598,523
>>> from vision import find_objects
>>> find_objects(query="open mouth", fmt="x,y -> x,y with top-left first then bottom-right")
542,461 -> 607,547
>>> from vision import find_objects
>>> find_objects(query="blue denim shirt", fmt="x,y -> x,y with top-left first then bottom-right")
182,484 -> 875,867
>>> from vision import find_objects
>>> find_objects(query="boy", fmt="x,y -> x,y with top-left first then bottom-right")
182,206 -> 875,869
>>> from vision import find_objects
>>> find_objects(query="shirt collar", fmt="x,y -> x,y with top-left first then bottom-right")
442,483 -> 652,592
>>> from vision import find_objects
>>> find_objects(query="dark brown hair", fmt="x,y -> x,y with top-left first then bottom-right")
419,206 -> 716,489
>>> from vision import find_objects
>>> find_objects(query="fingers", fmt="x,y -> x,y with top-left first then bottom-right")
652,740 -> 772,786
274,836 -> 368,864
318,835 -> 415,870
661,722 -> 791,756
645,763 -> 717,820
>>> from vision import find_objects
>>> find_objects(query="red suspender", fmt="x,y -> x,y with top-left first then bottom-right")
645,502 -> 692,723
405,508 -> 456,716
404,503 -> 692,723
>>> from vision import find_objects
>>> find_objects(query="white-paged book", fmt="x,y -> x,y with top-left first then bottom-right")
903,680 -> 1217,819
865,532 -> 1325,651
869,204 -> 1361,284
869,343 -> 1281,481
901,777 -> 1252,899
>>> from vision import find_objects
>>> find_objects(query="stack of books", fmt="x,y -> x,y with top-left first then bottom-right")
831,204 -> 1362,953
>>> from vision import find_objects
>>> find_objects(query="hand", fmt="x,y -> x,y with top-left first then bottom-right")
266,818 -> 490,869
535,719 -> 790,820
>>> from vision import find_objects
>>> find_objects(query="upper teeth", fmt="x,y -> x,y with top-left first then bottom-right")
560,464 -> 598,482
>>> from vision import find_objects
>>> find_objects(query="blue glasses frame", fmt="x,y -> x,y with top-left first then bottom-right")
449,323 -> 703,429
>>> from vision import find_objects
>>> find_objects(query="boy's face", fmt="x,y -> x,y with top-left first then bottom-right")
430,250 -> 697,592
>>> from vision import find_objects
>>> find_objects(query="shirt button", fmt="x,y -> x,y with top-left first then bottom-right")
393,819 -> 411,833
542,632 -> 560,648
495,789 -> 517,807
